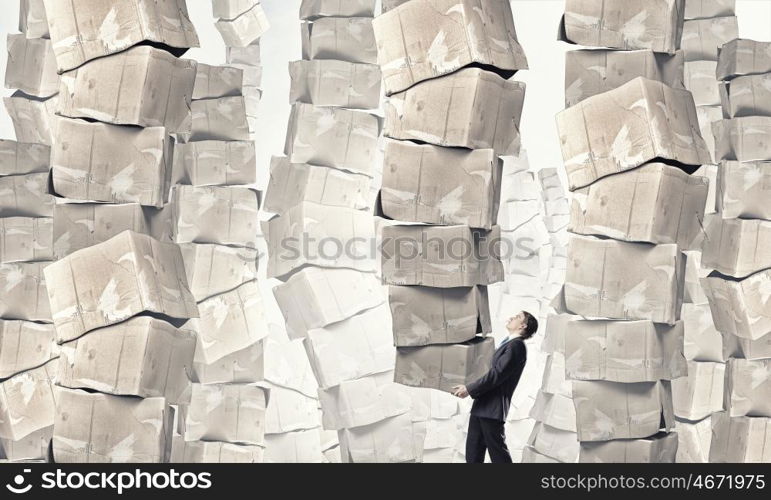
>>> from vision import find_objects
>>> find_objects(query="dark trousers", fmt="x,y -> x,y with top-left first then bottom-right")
466,415 -> 512,463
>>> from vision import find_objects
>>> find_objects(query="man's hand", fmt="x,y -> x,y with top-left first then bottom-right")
452,385 -> 469,398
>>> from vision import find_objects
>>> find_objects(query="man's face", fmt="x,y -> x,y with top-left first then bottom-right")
506,312 -> 525,334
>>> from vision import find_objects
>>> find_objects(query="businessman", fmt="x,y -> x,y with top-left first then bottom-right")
453,311 -> 538,463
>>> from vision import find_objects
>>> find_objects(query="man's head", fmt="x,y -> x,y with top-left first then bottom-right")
506,311 -> 538,339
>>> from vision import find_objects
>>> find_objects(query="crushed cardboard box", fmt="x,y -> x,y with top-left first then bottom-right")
684,60 -> 721,106
697,105 -> 723,162
226,41 -> 261,66
289,59 -> 381,110
717,161 -> 771,220
0,261 -> 51,322
579,432 -> 678,463
700,269 -> 771,340
530,390 -> 577,433
192,338 -> 264,385
0,425 -> 52,462
675,416 -> 712,463
302,16 -> 376,64
527,422 -> 579,464
724,358 -> 771,418
338,413 -> 417,463
716,38 -> 771,81
0,320 -> 56,378
0,217 -> 52,264
299,0 -> 375,20
681,16 -> 738,61
0,360 -> 56,441
263,428 -> 324,463
212,0 -> 260,20
183,383 -> 268,446
214,3 -> 269,47
3,91 -> 57,146
734,331 -> 771,361
682,302 -> 733,362
685,0 -> 735,20
19,0 -> 49,39
0,140 -> 49,176
263,337 -> 318,397
4,34 -> 58,98
185,96 -> 250,142
713,116 -> 771,162
0,172 -> 54,218
172,140 -> 256,187
52,203 -> 149,259
671,360 -> 725,420
709,412 -> 771,462
264,385 -> 320,435
179,243 -> 258,303
192,63 -> 243,100
318,375 -> 411,430
170,436 -> 263,463
702,217 -> 771,278
720,73 -> 771,118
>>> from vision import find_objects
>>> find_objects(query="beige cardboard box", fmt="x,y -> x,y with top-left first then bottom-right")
702,218 -> 771,278
389,285 -> 491,347
172,140 -> 256,187
170,436 -> 263,463
527,422 -> 579,464
684,60 -> 721,106
300,0 -> 375,19
384,68 -> 526,155
184,383 -> 268,446
53,387 -> 170,463
579,432 -> 678,463
273,267 -> 384,339
214,3 -> 269,47
192,338 -> 264,385
0,425 -> 52,462
163,185 -> 260,249
263,428 -> 324,463
710,412 -> 771,462
192,63 -> 243,100
697,105 -> 723,163
564,319 -> 686,383
43,0 -> 199,73
565,49 -> 684,107
52,203 -> 150,259
682,302 -> 732,362
681,16 -> 738,61
0,140 -> 49,176
521,446 -> 562,463
380,140 -> 501,230
44,231 -> 198,343
5,34 -> 58,98
19,0 -> 49,39
569,164 -> 708,248
52,118 -> 171,208
572,380 -> 674,442
265,202 -> 376,279
713,116 -> 771,162
212,0 -> 260,20
179,243 -> 258,303
289,59 -> 381,110
0,261 -> 51,322
381,224 -> 504,288
0,360 -> 56,441
57,317 -> 195,404
0,172 -> 53,218
685,0 -> 735,19
318,375 -> 411,430
566,235 -> 685,324
725,358 -> 771,417
717,161 -> 771,219
701,270 -> 771,340
284,103 -> 380,176
305,304 -> 394,389
675,417 -> 712,463
264,385 -> 320,434
0,217 -> 52,264
0,320 -> 55,379
560,0 -> 685,54
302,17 -> 376,64
338,413 -> 417,463
671,360 -> 725,420
716,39 -> 771,81
530,391 -> 577,433
394,336 -> 494,393
381,0 -> 410,12
694,163 -> 718,216
185,96 -> 250,142
263,156 -> 370,215
3,92 -> 57,146
188,280 -> 268,365
719,73 -> 771,118
226,41 -> 261,65
373,0 -> 528,95
735,331 -> 771,361
541,352 -> 573,398
263,337 -> 318,397
557,77 -> 710,191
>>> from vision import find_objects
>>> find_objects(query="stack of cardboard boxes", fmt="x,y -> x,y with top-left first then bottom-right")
0,0 -> 58,463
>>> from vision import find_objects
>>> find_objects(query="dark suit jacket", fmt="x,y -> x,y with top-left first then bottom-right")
467,337 -> 527,422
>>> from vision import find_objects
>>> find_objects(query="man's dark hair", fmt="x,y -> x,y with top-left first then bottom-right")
521,311 -> 538,339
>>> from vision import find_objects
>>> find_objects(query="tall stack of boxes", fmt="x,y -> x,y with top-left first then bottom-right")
527,0 -> 714,463
0,0 -> 58,463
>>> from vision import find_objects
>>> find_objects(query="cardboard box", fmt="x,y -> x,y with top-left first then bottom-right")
682,302 -> 732,362
318,376 -> 411,431
710,412 -> 771,462
263,428 -> 324,463
717,161 -> 771,219
725,358 -> 771,417
702,218 -> 771,278
565,49 -> 684,107
497,200 -> 541,232
163,185 -> 260,249
170,436 -> 263,463
521,446 -> 561,463
273,267 -> 384,339
0,425 -> 51,462
0,140 -> 49,177
263,337 -> 318,397
0,261 -> 51,322
302,17 -> 376,64
179,243 -> 257,303
734,332 -> 771,361
685,0 -> 735,19
671,360 -> 725,420
185,96 -> 250,142
171,140 -> 255,187
572,380 -> 674,441
373,0 -> 528,95
212,0 -> 258,20
557,77 -> 710,191
697,105 -> 723,162
684,60 -> 720,106
263,157 -> 370,215
569,163 -> 708,248
389,285 -> 491,347
226,41 -> 261,65
384,68 -> 526,156
701,270 -> 771,340
192,338 -> 264,385
530,390 -> 577,433
289,59 -> 381,110
192,63 -> 242,100
579,432 -> 678,463
51,118 -> 171,208
299,0 -> 375,20
0,360 -> 56,441
19,0 -> 48,39
716,39 -> 771,81
0,320 -> 56,379
559,0 -> 685,54
264,385 -> 320,435
381,225 -> 504,288
43,0 -> 199,73
526,422 -> 579,463
188,280 -> 268,365
214,3 -> 269,47
720,73 -> 771,118
0,172 -> 53,218
381,0 -> 410,12
3,92 -> 57,146
265,202 -> 376,279
52,387 -> 169,463
681,16 -> 738,61
184,383 -> 268,446
305,304 -> 394,389
4,34 -> 58,98
44,231 -> 198,343
0,217 -> 52,264
57,317 -> 195,404
541,352 -> 573,399
284,103 -> 380,176
338,413 -> 416,463
713,116 -> 771,162
694,163 -> 718,215
379,140 -> 501,230
565,235 -> 685,325
52,203 -> 150,259
675,417 -> 711,463
564,319 -> 686,383
394,336 -> 494,393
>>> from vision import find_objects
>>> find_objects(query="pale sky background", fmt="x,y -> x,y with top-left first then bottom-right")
1,0 -> 770,182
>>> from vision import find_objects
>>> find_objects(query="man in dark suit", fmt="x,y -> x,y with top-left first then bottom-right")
452,310 -> 538,463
